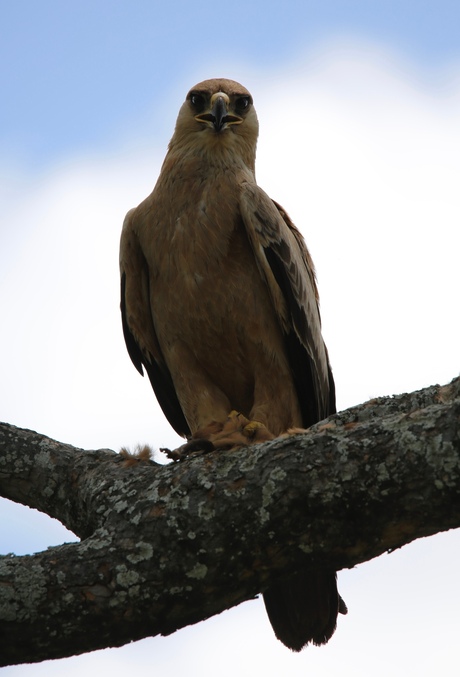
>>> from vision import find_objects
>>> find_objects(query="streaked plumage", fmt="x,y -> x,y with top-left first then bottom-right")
120,78 -> 346,650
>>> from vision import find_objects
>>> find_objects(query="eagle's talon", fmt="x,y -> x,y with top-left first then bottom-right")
160,438 -> 215,462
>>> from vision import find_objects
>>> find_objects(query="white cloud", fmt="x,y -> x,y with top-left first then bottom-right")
1,42 -> 459,676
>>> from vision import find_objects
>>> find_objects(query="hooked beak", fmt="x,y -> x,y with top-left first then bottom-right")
195,93 -> 243,132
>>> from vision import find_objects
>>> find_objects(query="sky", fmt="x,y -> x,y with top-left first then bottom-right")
1,0 -> 459,675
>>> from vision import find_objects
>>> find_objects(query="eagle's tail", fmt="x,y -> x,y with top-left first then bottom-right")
263,570 -> 347,651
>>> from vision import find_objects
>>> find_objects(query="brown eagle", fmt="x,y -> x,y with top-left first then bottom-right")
120,78 -> 346,651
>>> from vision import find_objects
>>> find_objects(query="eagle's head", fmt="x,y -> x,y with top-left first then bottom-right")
170,78 -> 259,171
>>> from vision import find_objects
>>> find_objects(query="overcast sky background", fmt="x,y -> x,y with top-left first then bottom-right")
1,1 -> 459,675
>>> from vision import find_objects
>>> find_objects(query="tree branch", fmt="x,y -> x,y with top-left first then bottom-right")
0,377 -> 459,666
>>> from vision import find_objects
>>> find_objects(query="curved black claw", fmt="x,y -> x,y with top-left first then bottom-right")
160,438 -> 215,462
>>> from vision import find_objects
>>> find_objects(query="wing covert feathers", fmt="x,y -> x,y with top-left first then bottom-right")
240,182 -> 335,423
120,211 -> 190,437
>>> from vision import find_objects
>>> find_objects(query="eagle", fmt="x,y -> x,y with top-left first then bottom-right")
120,78 -> 346,651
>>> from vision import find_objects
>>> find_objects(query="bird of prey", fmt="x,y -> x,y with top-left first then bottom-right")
120,78 -> 346,651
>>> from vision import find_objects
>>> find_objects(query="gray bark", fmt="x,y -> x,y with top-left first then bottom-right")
0,377 -> 459,666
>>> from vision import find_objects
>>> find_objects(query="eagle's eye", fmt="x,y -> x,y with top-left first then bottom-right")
189,92 -> 205,111
235,96 -> 251,113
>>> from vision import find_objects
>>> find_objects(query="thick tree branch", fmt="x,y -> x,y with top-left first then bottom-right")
0,377 -> 459,666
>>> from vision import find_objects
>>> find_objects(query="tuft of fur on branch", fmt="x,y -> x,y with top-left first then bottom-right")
119,444 -> 154,466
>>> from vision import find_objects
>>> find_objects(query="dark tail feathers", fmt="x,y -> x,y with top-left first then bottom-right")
263,570 -> 347,652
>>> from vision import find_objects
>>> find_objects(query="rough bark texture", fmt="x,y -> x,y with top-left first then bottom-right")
0,377 -> 459,666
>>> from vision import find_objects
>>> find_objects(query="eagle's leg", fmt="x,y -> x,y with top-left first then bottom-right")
205,410 -> 275,447
161,410 -> 274,461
